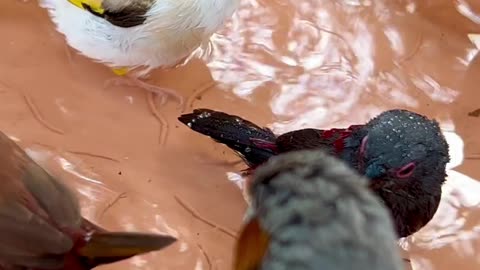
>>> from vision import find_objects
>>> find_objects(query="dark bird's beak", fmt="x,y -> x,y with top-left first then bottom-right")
77,232 -> 176,268
364,163 -> 386,180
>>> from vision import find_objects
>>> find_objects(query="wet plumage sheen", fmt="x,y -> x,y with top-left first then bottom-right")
0,131 -> 176,269
178,108 -> 450,237
234,150 -> 404,270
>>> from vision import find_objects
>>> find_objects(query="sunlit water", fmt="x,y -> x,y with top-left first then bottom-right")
206,0 -> 480,269
2,0 -> 480,269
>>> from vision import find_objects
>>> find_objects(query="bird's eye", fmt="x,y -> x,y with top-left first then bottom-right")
396,162 -> 416,178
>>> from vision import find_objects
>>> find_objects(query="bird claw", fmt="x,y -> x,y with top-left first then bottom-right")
103,76 -> 184,108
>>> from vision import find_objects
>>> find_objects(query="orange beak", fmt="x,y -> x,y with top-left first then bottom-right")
233,217 -> 270,270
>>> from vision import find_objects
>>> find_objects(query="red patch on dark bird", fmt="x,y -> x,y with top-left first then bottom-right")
250,138 -> 278,152
333,139 -> 345,153
331,127 -> 359,154
321,129 -> 336,139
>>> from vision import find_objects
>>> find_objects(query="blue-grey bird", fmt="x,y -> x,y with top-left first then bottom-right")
234,150 -> 404,270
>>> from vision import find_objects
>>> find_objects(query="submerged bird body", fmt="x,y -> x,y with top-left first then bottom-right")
178,108 -> 450,237
234,150 -> 404,270
0,131 -> 176,269
41,0 -> 238,76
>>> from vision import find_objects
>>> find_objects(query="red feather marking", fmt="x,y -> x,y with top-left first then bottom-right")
330,125 -> 363,154
320,129 -> 336,139
333,139 -> 346,153
250,138 -> 278,152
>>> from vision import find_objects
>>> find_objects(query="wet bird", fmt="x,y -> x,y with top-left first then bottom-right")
0,131 -> 176,269
40,0 -> 239,105
234,150 -> 404,270
178,108 -> 450,238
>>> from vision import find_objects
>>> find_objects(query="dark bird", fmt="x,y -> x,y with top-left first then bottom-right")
178,108 -> 450,238
234,150 -> 404,270
0,131 -> 176,269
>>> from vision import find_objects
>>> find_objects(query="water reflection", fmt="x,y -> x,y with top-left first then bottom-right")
407,170 -> 480,270
209,1 -> 479,269
208,0 -> 477,133
456,0 -> 480,25
469,34 -> 480,49
4,0 -> 480,268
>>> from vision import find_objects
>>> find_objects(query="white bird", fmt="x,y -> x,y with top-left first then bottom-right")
40,0 -> 239,105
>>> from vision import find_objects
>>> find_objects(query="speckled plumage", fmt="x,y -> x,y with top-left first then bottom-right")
240,150 -> 403,270
178,108 -> 450,237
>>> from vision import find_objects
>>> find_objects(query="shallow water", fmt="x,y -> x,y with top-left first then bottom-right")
0,0 -> 480,269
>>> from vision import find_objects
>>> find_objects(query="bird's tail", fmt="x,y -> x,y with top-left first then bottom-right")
76,231 -> 176,268
178,109 -> 278,167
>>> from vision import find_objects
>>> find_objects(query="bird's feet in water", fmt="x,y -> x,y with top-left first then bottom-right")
104,76 -> 184,108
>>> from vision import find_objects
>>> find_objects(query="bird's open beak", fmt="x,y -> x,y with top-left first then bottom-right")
77,232 -> 176,268
68,0 -> 105,14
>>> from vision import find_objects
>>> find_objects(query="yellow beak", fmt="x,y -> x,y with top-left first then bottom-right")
112,67 -> 129,76
67,0 -> 105,14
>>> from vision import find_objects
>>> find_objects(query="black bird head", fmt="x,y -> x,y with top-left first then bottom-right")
356,109 -> 450,194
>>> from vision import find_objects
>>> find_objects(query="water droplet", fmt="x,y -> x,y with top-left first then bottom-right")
198,111 -> 211,118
